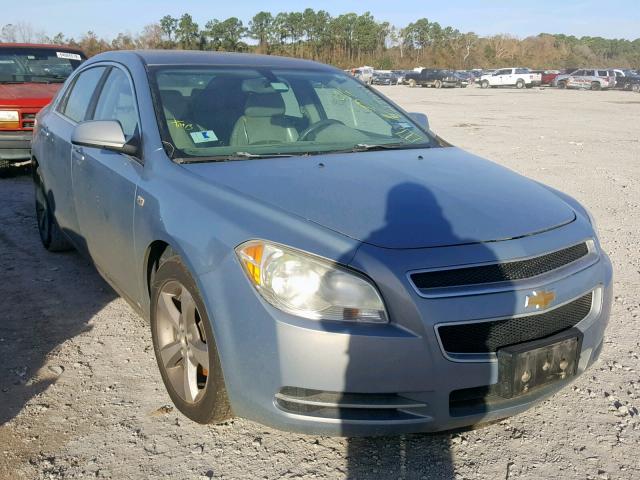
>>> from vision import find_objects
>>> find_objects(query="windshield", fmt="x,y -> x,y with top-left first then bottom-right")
0,47 -> 85,83
150,66 -> 436,160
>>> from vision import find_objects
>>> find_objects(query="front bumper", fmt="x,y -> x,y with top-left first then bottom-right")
197,222 -> 612,436
0,131 -> 33,162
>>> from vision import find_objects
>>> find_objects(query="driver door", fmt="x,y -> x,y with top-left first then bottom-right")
71,65 -> 143,300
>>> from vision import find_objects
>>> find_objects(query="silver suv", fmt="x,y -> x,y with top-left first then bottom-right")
554,69 -> 616,90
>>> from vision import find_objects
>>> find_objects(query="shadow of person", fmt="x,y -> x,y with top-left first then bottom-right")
0,176 -> 116,429
331,181 -> 516,479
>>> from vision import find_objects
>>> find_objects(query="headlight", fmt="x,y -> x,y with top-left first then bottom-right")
0,110 -> 20,129
236,240 -> 387,323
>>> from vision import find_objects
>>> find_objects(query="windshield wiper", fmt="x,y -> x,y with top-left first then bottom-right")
345,142 -> 433,152
176,151 -> 296,164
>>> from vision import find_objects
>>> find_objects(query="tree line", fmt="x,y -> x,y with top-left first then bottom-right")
2,10 -> 639,69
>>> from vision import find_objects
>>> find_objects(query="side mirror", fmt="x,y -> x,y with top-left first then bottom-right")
71,120 -> 139,156
409,112 -> 429,131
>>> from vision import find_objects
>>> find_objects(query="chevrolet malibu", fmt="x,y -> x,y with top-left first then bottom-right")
32,51 -> 612,436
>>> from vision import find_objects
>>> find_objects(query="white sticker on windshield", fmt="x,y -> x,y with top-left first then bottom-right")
56,51 -> 82,61
190,130 -> 218,143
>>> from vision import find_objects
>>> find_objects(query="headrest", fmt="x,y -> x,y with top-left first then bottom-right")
244,93 -> 285,117
160,89 -> 185,115
241,77 -> 276,94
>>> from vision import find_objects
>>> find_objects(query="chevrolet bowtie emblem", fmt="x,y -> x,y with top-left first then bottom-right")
525,290 -> 556,310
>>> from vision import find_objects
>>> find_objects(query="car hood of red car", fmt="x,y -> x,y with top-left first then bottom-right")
0,82 -> 62,108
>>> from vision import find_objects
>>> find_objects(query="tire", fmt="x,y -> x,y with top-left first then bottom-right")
0,159 -> 11,178
150,254 -> 232,424
481,80 -> 489,89
591,82 -> 601,91
515,79 -> 525,89
34,167 -> 73,252
408,79 -> 417,88
434,79 -> 442,89
632,84 -> 640,93
558,81 -> 567,89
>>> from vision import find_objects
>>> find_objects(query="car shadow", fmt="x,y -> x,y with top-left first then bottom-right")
327,181 -> 516,478
0,175 -> 116,427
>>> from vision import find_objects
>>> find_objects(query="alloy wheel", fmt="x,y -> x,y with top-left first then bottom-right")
155,280 -> 210,403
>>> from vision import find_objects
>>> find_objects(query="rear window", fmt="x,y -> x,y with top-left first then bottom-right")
597,70 -> 608,77
0,47 -> 85,83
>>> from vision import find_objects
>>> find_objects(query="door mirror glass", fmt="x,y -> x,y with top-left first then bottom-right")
71,120 -> 138,155
409,112 -> 429,131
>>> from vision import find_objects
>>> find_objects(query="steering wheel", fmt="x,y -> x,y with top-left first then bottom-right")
298,119 -> 344,141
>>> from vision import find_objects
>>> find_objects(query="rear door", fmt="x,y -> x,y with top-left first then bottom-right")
71,64 -> 143,299
39,66 -> 108,241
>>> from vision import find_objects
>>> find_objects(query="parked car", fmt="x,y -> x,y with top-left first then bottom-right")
390,70 -> 407,85
611,69 -> 640,91
405,68 -> 464,88
371,71 -> 394,86
0,43 -> 86,175
352,66 -> 374,84
531,70 -> 561,86
554,69 -> 616,90
479,68 -> 538,89
32,50 -> 612,436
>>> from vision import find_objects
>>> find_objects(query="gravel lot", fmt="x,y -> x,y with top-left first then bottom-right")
1,86 -> 639,480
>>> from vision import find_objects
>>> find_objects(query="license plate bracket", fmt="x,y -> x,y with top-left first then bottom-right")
497,328 -> 583,399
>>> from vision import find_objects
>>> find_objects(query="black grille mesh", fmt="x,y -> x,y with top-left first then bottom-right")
438,292 -> 593,354
412,243 -> 589,290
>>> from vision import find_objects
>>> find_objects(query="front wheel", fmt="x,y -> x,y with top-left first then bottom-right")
434,79 -> 442,89
408,79 -> 417,88
632,84 -> 640,93
151,254 -> 232,424
558,81 -> 567,89
34,167 -> 73,252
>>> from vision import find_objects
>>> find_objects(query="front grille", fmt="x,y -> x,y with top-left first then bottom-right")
411,242 -> 589,290
20,112 -> 37,130
438,292 -> 593,354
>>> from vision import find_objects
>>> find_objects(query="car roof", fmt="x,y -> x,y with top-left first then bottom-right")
0,43 -> 85,53
90,50 -> 339,71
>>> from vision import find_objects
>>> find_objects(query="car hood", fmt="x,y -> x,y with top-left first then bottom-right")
184,147 -> 575,249
0,83 -> 62,108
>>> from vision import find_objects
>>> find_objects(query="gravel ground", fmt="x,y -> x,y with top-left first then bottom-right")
0,86 -> 639,480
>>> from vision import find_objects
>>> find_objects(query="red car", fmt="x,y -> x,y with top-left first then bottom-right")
531,70 -> 561,86
0,43 -> 86,174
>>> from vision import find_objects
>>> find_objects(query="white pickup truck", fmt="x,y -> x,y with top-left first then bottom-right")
479,68 -> 541,89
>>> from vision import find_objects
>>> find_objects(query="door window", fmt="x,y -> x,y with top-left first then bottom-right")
60,67 -> 106,122
92,68 -> 139,139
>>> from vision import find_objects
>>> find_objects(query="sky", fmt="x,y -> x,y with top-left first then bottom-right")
3,0 -> 639,41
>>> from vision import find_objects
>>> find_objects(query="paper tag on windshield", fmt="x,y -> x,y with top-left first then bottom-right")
190,130 -> 218,143
56,52 -> 82,61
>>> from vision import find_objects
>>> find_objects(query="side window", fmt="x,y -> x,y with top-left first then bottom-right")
515,68 -> 528,74
92,68 -> 138,139
585,70 -> 595,76
276,83 -> 303,118
60,67 -> 106,122
497,69 -> 511,76
597,70 -> 608,77
313,84 -> 391,136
